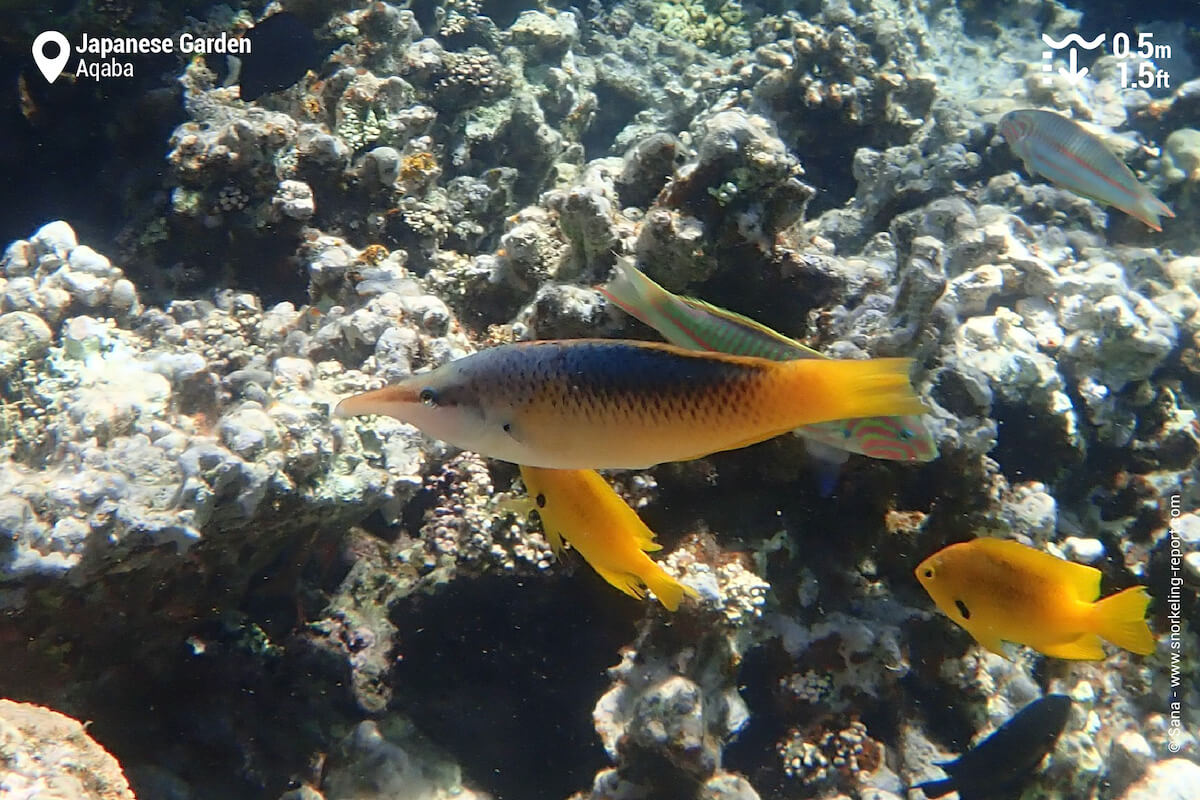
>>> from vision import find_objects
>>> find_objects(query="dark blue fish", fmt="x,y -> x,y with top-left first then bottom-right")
913,694 -> 1071,800
237,12 -> 322,101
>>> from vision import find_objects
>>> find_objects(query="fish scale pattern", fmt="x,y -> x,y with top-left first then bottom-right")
493,340 -> 767,429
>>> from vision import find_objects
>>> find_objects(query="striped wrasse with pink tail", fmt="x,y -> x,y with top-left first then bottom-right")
998,108 -> 1175,231
599,259 -> 937,464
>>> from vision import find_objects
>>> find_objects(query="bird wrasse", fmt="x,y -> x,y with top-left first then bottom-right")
915,538 -> 1155,660
999,108 -> 1175,231
515,466 -> 697,611
334,339 -> 927,469
912,694 -> 1071,800
598,259 -> 936,463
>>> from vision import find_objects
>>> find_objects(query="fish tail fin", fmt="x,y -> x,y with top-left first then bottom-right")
789,358 -> 929,423
1092,586 -> 1156,655
638,562 -> 699,612
1133,194 -> 1175,231
910,778 -> 956,798
599,258 -> 680,336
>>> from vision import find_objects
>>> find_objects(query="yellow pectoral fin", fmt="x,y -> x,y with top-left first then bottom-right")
974,634 -> 1012,659
495,494 -> 536,517
495,494 -> 569,555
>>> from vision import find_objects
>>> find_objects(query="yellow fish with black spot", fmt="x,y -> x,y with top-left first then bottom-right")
915,538 -> 1155,660
516,466 -> 698,611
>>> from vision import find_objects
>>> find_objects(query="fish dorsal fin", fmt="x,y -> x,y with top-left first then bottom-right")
973,538 -> 1102,601
578,472 -> 663,553
568,466 -> 662,553
617,496 -> 661,553
631,526 -> 662,552
1057,559 -> 1104,602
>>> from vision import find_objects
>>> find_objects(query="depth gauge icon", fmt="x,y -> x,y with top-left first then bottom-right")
1041,32 -> 1106,85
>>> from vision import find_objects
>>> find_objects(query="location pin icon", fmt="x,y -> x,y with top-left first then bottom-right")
32,31 -> 70,84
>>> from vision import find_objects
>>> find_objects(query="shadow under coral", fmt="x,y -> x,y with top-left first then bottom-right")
388,570 -> 641,800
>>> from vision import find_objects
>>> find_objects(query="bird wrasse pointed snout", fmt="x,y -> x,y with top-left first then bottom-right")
333,384 -> 419,418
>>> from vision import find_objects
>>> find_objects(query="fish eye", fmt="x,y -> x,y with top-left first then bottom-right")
922,568 -> 934,579
899,428 -> 913,441
419,387 -> 438,406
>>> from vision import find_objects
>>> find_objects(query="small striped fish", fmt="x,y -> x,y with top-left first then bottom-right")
999,109 -> 1175,231
599,259 -> 937,463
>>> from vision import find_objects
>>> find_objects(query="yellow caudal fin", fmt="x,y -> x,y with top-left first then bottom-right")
789,357 -> 929,423
638,561 -> 699,612
594,558 -> 698,611
1092,586 -> 1156,655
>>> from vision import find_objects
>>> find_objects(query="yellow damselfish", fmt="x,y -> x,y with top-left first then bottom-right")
915,538 -> 1155,660
515,466 -> 698,611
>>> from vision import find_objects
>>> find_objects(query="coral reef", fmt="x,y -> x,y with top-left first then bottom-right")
0,699 -> 135,800
583,539 -> 762,797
